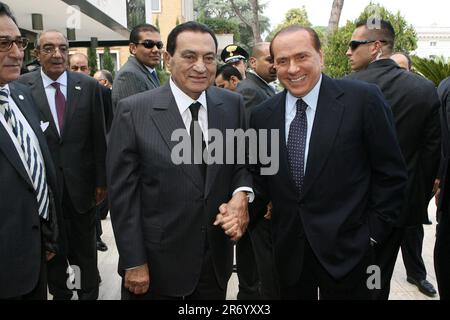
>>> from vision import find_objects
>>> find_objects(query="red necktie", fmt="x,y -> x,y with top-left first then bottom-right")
51,82 -> 66,132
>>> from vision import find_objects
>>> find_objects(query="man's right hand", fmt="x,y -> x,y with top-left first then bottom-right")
124,264 -> 150,295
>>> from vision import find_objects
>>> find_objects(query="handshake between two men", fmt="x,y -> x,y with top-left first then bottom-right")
124,191 -> 250,296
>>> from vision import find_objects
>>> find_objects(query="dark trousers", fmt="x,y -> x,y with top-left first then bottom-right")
121,248 -> 226,300
372,227 -> 404,300
435,214 -> 450,299
249,218 -> 280,299
280,239 -> 374,300
95,203 -> 104,241
401,225 -> 427,281
47,186 -> 98,300
236,231 -> 260,299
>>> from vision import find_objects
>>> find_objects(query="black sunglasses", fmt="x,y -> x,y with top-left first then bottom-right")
135,39 -> 164,49
348,40 -> 386,51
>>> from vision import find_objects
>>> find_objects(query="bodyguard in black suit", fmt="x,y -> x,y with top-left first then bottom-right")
18,30 -> 107,300
250,25 -> 407,299
435,76 -> 450,300
108,22 -> 252,300
0,3 -> 61,299
347,20 -> 440,299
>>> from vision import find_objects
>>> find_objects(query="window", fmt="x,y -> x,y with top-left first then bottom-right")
127,0 -> 146,29
430,41 -> 437,47
98,51 -> 119,72
151,0 -> 161,12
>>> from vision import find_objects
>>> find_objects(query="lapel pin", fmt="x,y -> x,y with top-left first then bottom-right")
18,95 -> 24,100
75,86 -> 81,91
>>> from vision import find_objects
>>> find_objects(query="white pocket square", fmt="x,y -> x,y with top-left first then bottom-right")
40,121 -> 49,132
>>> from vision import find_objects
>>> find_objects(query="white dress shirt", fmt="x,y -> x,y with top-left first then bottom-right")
41,69 -> 67,135
169,78 -> 254,201
0,84 -> 46,183
285,74 -> 322,174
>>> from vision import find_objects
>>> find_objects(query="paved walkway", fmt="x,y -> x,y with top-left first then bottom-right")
96,200 -> 440,300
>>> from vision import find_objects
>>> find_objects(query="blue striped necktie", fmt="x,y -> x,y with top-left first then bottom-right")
0,88 -> 50,220
287,98 -> 308,194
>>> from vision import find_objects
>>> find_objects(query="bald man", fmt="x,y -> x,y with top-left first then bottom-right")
391,52 -> 412,71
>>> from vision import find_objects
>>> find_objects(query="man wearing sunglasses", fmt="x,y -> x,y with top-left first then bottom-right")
347,20 -> 441,300
0,2 -> 62,300
112,23 -> 162,113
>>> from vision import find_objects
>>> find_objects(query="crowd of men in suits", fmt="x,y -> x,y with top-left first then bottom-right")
2,0 -> 450,300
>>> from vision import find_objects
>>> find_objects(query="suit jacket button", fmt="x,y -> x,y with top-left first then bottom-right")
32,225 -> 39,230
28,186 -> 34,193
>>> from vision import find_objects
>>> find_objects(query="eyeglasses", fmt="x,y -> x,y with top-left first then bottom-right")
135,39 -> 164,49
348,40 -> 387,51
0,37 -> 29,52
39,46 -> 68,55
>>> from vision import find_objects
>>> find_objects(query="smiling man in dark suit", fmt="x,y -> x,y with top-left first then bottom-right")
18,30 -> 107,300
249,25 -> 407,299
0,2 -> 61,300
107,21 -> 252,300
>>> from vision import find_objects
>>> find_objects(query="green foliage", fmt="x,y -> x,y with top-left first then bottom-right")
198,16 -> 240,41
323,2 -> 418,78
412,56 -> 450,87
155,16 -> 160,30
87,47 -> 97,77
156,64 -> 170,85
176,17 -> 180,26
267,7 -> 311,41
127,0 -> 146,30
102,47 -> 115,78
194,0 -> 270,52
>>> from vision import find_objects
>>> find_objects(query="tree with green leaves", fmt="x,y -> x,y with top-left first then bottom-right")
412,56 -> 450,86
102,47 -> 115,78
194,0 -> 270,52
87,47 -> 97,77
324,2 -> 417,78
267,7 -> 311,41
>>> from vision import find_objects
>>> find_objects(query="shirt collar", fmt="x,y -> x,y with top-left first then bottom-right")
41,68 -> 67,88
169,77 -> 207,115
144,65 -> 156,74
286,73 -> 322,114
247,69 -> 271,86
0,84 -> 10,96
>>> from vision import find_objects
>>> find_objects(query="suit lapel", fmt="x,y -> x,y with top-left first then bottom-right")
266,91 -> 299,192
204,88 -> 226,198
150,84 -> 204,193
63,72 -> 81,140
27,71 -> 59,137
301,75 -> 345,199
9,83 -> 56,188
132,56 -> 158,88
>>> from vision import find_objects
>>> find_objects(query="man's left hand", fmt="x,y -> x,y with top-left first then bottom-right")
214,192 -> 249,241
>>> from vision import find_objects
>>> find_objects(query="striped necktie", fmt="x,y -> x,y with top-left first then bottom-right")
0,88 -> 50,220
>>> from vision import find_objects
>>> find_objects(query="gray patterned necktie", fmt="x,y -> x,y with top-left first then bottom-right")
287,98 -> 308,194
0,87 -> 50,220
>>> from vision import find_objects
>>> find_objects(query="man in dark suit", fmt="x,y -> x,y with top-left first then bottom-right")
112,23 -> 162,112
435,76 -> 450,300
18,30 -> 107,300
107,21 -> 252,300
235,42 -> 279,300
0,2 -> 61,300
249,25 -> 407,300
347,20 -> 441,299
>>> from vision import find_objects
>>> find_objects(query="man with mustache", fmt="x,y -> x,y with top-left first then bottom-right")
112,23 -> 162,113
18,30 -> 107,300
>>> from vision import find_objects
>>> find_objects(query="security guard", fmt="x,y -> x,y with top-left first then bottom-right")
221,44 -> 249,79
